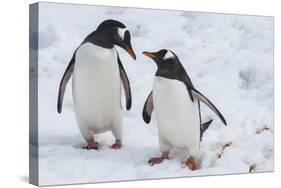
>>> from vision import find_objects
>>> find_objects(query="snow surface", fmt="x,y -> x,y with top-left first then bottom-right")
36,2 -> 274,186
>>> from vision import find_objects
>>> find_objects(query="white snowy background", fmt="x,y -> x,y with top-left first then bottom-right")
36,2 -> 273,186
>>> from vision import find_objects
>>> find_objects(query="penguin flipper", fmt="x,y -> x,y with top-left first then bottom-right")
191,89 -> 227,125
200,119 -> 213,141
142,91 -> 153,124
57,53 -> 75,113
117,54 -> 132,110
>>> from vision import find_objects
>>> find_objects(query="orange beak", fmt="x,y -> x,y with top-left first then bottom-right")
142,51 -> 157,59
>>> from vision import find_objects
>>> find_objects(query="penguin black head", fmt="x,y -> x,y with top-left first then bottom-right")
142,49 -> 179,66
87,19 -> 136,59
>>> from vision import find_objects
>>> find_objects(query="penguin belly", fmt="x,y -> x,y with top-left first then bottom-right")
72,43 -> 121,137
153,76 -> 200,155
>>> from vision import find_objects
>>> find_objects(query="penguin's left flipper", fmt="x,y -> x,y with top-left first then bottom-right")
117,54 -> 132,110
142,91 -> 153,124
191,89 -> 227,125
57,53 -> 75,113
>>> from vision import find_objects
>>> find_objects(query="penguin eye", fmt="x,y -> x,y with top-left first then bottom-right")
115,33 -> 122,41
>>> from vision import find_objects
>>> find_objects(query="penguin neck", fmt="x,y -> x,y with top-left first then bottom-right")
83,31 -> 114,49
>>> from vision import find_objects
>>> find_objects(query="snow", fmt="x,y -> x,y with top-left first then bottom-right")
36,2 -> 273,186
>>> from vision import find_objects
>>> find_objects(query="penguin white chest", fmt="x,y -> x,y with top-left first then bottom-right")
153,76 -> 200,151
72,43 -> 121,133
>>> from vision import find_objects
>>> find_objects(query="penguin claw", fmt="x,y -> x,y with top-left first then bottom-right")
82,141 -> 99,150
111,140 -> 122,149
83,145 -> 98,150
148,157 -> 165,165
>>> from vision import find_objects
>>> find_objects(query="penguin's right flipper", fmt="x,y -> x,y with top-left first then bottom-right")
117,54 -> 132,110
200,119 -> 213,141
142,91 -> 154,124
57,53 -> 75,113
191,89 -> 227,125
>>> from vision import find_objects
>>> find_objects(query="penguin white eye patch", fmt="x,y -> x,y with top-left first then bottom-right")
117,27 -> 127,40
163,50 -> 174,60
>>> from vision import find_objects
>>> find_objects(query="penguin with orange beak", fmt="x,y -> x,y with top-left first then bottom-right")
142,49 -> 226,170
57,20 -> 136,150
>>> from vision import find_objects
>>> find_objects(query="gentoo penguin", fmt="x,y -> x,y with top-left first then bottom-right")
142,49 -> 226,170
57,20 -> 136,150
